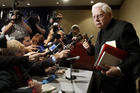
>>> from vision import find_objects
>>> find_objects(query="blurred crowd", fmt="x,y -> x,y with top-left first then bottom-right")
0,10 -> 92,93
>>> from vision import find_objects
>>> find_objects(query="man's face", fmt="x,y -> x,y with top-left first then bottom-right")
57,31 -> 65,41
73,29 -> 80,35
23,36 -> 31,47
92,8 -> 111,29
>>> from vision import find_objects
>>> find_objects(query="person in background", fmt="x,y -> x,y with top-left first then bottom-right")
19,35 -> 32,47
2,40 -> 41,93
45,13 -> 64,39
28,15 -> 46,38
1,10 -> 32,40
17,34 -> 38,53
83,2 -> 140,93
64,24 -> 80,45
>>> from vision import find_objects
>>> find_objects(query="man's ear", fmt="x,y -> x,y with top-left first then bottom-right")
108,12 -> 112,19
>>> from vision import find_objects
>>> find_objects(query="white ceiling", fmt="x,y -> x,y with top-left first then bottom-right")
0,0 -> 124,8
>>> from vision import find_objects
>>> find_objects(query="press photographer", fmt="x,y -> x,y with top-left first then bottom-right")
1,10 -> 32,41
45,13 -> 63,44
8,10 -> 23,23
27,15 -> 46,38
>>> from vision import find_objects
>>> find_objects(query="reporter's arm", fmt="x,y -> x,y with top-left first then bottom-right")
36,24 -> 45,34
2,22 -> 14,34
22,18 -> 32,34
0,56 -> 29,68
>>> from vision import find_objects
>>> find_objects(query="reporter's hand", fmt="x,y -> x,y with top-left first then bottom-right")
11,15 -> 16,20
25,45 -> 38,52
28,81 -> 42,93
54,50 -> 70,60
33,81 -> 42,93
83,39 -> 90,51
72,36 -> 77,41
45,66 -> 57,74
101,65 -> 123,77
25,52 -> 40,62
44,29 -> 54,45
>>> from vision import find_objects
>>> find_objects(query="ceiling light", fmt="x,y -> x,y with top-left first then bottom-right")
56,2 -> 60,5
62,0 -> 69,3
27,2 -> 31,6
91,0 -> 94,4
2,3 -> 6,7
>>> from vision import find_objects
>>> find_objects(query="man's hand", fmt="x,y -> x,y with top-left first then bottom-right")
11,15 -> 16,20
72,36 -> 77,41
101,65 -> 123,77
25,45 -> 38,52
25,52 -> 45,62
83,39 -> 90,51
28,80 -> 42,93
45,66 -> 57,74
54,50 -> 70,60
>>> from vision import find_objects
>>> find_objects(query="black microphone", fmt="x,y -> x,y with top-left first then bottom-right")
87,35 -> 94,43
66,56 -> 80,61
45,42 -> 62,55
65,35 -> 82,49
71,35 -> 82,45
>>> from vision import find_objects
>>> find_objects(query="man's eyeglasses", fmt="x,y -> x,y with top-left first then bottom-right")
93,14 -> 104,19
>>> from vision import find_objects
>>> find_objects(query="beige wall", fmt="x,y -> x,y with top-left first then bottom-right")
58,0 -> 140,44
60,9 -> 119,44
60,10 -> 98,43
119,0 -> 140,39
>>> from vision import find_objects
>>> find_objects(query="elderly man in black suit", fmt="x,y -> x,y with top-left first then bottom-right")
83,2 -> 140,93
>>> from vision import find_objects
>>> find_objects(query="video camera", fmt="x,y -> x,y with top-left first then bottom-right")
52,17 -> 60,33
0,35 -> 7,48
8,10 -> 23,22
51,16 -> 62,40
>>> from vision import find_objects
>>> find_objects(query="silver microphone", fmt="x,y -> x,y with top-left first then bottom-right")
87,35 -> 94,42
66,56 -> 80,61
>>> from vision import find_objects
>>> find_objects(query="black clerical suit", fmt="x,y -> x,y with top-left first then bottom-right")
87,18 -> 140,93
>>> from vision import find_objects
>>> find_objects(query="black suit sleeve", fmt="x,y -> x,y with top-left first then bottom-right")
119,23 -> 140,76
0,56 -> 29,69
29,57 -> 55,76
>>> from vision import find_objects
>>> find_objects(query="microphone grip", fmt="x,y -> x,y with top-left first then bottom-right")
87,35 -> 94,43
42,74 -> 57,84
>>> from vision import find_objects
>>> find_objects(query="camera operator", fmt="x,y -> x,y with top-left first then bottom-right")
27,15 -> 45,38
1,10 -> 32,40
64,24 -> 80,45
45,14 -> 64,46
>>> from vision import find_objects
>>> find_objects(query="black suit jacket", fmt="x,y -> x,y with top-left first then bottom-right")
88,18 -> 140,93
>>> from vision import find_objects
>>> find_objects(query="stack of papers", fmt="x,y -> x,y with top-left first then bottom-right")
41,84 -> 56,93
94,43 -> 127,70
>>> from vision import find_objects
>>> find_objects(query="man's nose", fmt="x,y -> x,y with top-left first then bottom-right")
94,18 -> 100,22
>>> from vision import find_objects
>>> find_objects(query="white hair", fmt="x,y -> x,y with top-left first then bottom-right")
92,2 -> 112,14
71,24 -> 80,30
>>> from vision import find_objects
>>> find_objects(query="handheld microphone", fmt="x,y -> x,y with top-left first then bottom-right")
45,43 -> 62,55
71,35 -> 82,45
66,56 -> 80,61
42,74 -> 57,84
87,35 -> 94,43
65,35 -> 82,49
